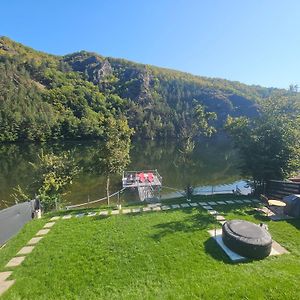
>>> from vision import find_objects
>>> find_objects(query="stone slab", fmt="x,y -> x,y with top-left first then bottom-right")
180,203 -> 190,208
147,203 -> 162,208
207,210 -> 218,215
0,280 -> 15,297
235,200 -> 244,204
43,222 -> 55,228
171,204 -> 180,209
252,199 -> 260,203
111,210 -> 120,215
161,205 -> 171,210
152,206 -> 161,211
243,200 -> 252,203
189,202 -> 198,207
27,237 -> 43,245
6,256 -> 26,267
76,213 -> 85,218
50,216 -> 60,221
216,201 -> 226,205
132,208 -> 141,213
225,201 -> 235,204
202,205 -> 213,210
207,201 -> 217,205
17,246 -> 35,255
0,271 -> 12,281
87,212 -> 97,217
36,229 -> 50,236
122,209 -> 131,214
208,229 -> 246,262
62,215 -> 72,219
143,207 -> 152,212
99,211 -> 108,216
215,215 -> 226,221
198,202 -> 208,206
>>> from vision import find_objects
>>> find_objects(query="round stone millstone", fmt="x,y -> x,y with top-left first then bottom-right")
222,220 -> 272,259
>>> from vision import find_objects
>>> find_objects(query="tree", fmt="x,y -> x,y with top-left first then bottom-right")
225,96 -> 300,192
30,150 -> 80,211
95,117 -> 133,205
176,103 -> 217,199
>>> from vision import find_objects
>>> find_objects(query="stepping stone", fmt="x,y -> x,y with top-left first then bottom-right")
0,280 -> 15,297
76,213 -> 85,218
36,229 -> 50,236
202,205 -> 213,210
62,215 -> 72,219
180,203 -> 190,208
0,271 -> 12,281
27,237 -> 43,245
152,206 -> 161,211
6,256 -> 25,267
111,210 -> 120,215
99,211 -> 108,216
43,222 -> 55,228
225,201 -> 235,204
17,246 -> 35,255
207,201 -> 217,205
122,209 -> 131,214
87,212 -> 97,217
161,205 -> 171,210
243,200 -> 252,203
252,199 -> 260,203
143,207 -> 152,212
208,210 -> 218,215
198,202 -> 208,206
236,200 -> 244,204
215,215 -> 226,221
219,220 -> 227,225
171,204 -> 180,209
132,208 -> 141,213
147,203 -> 161,208
50,216 -> 60,221
189,202 -> 198,207
217,201 -> 226,205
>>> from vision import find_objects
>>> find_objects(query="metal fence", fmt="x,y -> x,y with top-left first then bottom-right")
0,200 -> 35,246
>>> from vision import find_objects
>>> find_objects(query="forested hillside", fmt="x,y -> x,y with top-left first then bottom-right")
0,37 -> 284,142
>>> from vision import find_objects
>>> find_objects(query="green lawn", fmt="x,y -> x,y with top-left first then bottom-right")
1,201 -> 300,299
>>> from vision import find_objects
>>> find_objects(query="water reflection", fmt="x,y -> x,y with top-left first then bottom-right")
0,136 -> 245,208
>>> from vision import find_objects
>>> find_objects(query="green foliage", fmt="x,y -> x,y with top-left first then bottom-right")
0,37 -> 286,142
92,116 -> 133,204
226,96 -> 300,186
30,150 -> 80,211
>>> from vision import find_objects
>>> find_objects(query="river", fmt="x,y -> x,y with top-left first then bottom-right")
0,136 -> 250,209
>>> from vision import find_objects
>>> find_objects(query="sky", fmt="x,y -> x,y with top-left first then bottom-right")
1,0 -> 299,89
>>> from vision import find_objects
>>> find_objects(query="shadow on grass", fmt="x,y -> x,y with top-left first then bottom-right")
203,237 -> 230,263
150,211 -> 216,241
286,218 -> 300,230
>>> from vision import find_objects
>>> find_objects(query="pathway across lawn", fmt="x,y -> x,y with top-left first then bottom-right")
1,197 -> 300,299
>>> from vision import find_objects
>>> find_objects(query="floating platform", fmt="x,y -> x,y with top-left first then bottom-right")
122,170 -> 162,188
122,170 -> 162,202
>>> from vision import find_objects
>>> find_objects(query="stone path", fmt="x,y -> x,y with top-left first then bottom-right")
46,198 -> 261,224
0,216 -> 59,296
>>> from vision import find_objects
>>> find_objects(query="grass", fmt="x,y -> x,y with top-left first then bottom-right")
1,199 -> 300,299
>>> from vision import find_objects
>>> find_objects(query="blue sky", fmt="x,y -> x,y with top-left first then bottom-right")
1,0 -> 299,88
